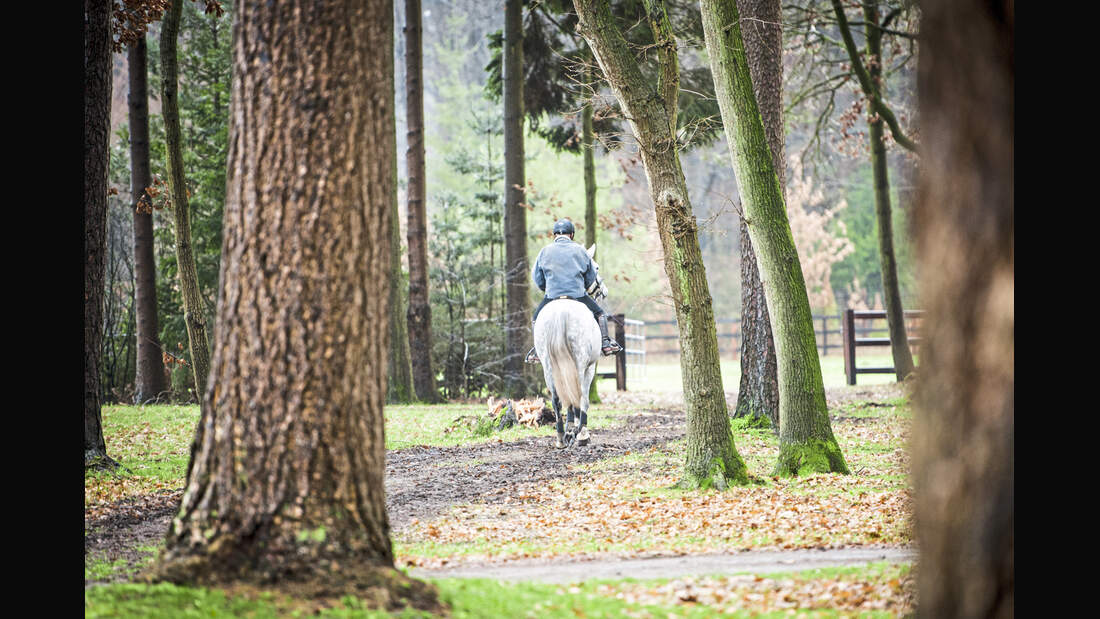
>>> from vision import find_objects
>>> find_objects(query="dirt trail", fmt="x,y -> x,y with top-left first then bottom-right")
410,547 -> 916,583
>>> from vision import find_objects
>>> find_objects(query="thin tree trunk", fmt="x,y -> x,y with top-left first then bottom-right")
161,0 -> 211,402
504,0 -> 531,397
582,64 -> 602,405
85,0 -> 118,470
863,1 -> 915,381
388,1 -> 414,404
699,0 -> 847,476
154,3 -> 438,604
573,0 -> 748,489
583,68 -> 597,250
731,0 -> 780,433
129,35 -> 169,404
911,0 -> 1013,616
404,0 -> 441,403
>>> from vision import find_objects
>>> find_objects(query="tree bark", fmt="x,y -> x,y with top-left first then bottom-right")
863,1 -> 915,381
388,1 -> 414,404
85,0 -> 118,470
699,0 -> 848,476
161,0 -> 211,402
911,0 -> 1013,616
404,0 -> 441,402
504,0 -> 531,397
154,3 -> 437,602
573,0 -> 748,489
731,0 -> 780,433
129,35 -> 169,404
582,64 -> 601,405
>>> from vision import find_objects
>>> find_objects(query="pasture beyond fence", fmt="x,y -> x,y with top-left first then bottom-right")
599,311 -> 922,390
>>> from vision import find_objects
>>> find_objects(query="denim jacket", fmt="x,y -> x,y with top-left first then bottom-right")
531,236 -> 597,299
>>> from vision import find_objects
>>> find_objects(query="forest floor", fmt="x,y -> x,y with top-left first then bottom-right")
86,382 -> 915,600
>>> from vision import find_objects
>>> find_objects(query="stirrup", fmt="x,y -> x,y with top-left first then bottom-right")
525,347 -> 540,364
601,338 -> 622,356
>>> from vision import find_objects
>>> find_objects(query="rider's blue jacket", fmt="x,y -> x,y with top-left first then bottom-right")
532,236 -> 598,299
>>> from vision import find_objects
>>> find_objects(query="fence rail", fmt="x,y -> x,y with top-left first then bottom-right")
645,314 -> 879,358
842,309 -> 923,385
592,310 -> 921,391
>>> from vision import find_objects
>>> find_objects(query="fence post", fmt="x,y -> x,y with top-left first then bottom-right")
614,313 -> 627,391
843,309 -> 856,385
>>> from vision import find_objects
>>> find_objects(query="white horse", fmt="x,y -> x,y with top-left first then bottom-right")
533,245 -> 607,449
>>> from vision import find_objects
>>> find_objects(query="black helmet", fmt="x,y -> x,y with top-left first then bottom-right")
552,219 -> 575,236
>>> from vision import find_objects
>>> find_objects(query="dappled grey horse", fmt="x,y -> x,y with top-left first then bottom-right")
533,248 -> 608,448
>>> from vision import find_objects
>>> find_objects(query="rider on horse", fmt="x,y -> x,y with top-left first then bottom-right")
525,219 -> 624,364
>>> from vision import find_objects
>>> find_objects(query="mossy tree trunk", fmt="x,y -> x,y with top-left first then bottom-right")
503,0 -> 531,398
731,0 -> 781,433
404,0 -> 442,403
831,0 -> 915,381
154,0 -> 429,594
129,35 -> 169,404
699,0 -> 848,476
573,0 -> 748,489
85,0 -> 119,470
161,0 -> 212,402
911,0 -> 1013,615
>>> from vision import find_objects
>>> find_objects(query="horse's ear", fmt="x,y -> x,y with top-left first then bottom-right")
586,243 -> 596,258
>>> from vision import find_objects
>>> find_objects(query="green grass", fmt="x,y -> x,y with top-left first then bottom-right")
86,561 -> 912,618
88,404 -> 199,483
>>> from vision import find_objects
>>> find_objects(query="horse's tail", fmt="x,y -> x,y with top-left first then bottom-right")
547,309 -> 583,410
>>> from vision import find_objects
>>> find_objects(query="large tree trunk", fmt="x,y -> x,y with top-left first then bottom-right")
503,0 -> 531,398
129,35 -> 169,404
699,0 -> 848,476
911,0 -> 1013,616
731,0 -> 780,433
574,0 -> 747,489
863,1 -> 915,381
404,0 -> 441,403
154,2 -> 436,602
85,0 -> 118,470
388,2 -> 414,404
161,0 -> 211,402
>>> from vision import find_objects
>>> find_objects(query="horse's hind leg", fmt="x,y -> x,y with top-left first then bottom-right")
551,392 -> 565,449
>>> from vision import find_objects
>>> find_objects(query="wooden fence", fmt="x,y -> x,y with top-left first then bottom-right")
596,314 -> 645,391
593,310 -> 922,390
842,309 -> 923,385
645,314 -> 854,358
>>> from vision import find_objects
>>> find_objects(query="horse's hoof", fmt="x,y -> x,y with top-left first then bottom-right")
577,427 -> 590,446
554,437 -> 564,449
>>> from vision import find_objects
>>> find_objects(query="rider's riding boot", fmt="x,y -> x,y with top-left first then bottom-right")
599,314 -> 623,356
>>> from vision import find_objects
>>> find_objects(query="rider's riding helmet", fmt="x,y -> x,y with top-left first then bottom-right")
553,219 -> 575,237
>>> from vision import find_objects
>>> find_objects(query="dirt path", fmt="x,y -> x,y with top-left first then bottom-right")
409,547 -> 916,583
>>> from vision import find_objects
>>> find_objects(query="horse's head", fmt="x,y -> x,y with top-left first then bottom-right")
585,243 -> 608,302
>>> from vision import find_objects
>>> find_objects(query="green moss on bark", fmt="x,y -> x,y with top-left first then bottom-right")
774,438 -> 850,477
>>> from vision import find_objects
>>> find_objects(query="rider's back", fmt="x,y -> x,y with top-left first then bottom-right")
533,237 -> 596,299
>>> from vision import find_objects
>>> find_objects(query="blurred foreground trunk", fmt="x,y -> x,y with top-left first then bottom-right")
911,0 -> 1014,616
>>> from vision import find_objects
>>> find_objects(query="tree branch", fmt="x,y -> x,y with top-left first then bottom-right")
829,0 -> 918,152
